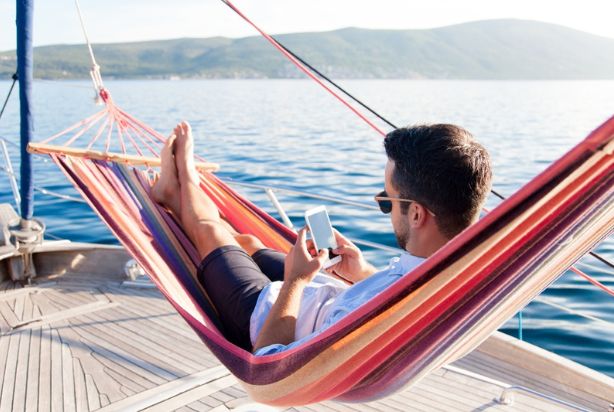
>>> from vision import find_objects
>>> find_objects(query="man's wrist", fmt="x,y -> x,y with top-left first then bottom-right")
282,277 -> 309,291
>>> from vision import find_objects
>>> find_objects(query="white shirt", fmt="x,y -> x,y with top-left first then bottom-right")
250,252 -> 425,355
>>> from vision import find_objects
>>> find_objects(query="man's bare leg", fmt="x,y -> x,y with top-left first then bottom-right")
173,121 -> 239,260
151,133 -> 182,214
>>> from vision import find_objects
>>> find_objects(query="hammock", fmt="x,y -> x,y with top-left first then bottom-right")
29,96 -> 614,405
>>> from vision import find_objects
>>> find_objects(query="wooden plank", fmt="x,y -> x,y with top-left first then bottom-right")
20,290 -> 34,323
33,292 -> 118,408
62,342 -> 77,412
220,386 -> 247,399
85,373 -> 102,411
0,331 -> 21,412
104,367 -> 143,396
77,309 -> 203,373
56,325 -> 127,404
206,406 -> 231,412
0,335 -> 10,400
402,375 -> 497,410
198,395 -> 223,409
141,375 -> 237,412
71,324 -> 170,385
185,401 -> 214,412
13,294 -> 25,322
0,309 -> 11,334
455,353 -> 600,409
436,369 -> 552,412
100,393 -> 111,407
14,297 -> 118,333
93,352 -> 153,392
99,293 -> 212,362
210,390 -> 235,403
0,301 -> 19,328
174,407 -> 198,412
105,304 -> 210,358
312,401 -> 358,412
72,358 -> 89,412
50,329 -> 64,412
100,302 -> 206,349
10,329 -> 31,412
71,313 -> 181,380
95,366 -> 229,412
30,293 -> 62,317
38,327 -> 52,412
13,298 -> 36,412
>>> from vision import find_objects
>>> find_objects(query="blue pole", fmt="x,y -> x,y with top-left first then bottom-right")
16,0 -> 34,221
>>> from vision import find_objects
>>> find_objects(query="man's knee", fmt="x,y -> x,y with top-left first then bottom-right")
193,220 -> 238,259
235,234 -> 266,255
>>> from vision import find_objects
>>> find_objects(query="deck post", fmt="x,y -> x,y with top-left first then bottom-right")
16,0 -> 34,222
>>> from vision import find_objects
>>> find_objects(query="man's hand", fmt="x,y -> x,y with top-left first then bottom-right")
253,227 -> 327,353
325,230 -> 377,283
284,227 -> 328,285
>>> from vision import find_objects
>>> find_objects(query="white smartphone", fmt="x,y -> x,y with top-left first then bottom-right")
304,206 -> 342,269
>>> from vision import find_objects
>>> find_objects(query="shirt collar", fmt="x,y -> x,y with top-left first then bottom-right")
387,252 -> 425,275
398,252 -> 425,272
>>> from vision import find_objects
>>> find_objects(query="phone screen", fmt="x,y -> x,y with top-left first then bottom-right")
306,210 -> 338,258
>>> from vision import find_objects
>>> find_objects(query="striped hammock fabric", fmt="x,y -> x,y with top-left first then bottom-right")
42,115 -> 613,406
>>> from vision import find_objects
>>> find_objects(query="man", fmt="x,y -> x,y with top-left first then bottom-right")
152,121 -> 492,355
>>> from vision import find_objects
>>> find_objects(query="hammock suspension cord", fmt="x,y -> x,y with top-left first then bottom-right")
219,0 -> 387,137
74,0 -> 104,101
216,0 -> 614,278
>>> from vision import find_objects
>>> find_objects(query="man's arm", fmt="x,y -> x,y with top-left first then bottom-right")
253,228 -> 327,353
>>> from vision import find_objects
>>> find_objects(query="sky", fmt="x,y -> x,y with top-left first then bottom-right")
1,0 -> 614,52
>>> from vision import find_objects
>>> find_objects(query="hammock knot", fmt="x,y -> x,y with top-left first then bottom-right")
99,88 -> 111,104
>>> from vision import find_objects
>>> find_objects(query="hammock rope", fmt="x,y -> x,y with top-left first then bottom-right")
36,114 -> 613,406
74,0 -> 104,98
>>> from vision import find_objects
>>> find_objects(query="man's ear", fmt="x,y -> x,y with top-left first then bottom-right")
408,203 -> 428,227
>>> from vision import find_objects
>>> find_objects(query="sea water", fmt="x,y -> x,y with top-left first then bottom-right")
0,79 -> 613,377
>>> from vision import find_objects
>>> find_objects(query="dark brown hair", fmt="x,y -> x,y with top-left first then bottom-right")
383,124 -> 492,238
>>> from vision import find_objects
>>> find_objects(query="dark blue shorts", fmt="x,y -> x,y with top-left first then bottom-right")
196,245 -> 285,351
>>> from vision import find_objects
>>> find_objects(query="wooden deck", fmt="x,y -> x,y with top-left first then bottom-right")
0,262 -> 612,411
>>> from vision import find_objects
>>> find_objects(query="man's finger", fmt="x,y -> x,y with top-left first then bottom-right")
306,239 -> 316,256
296,226 -> 307,247
295,227 -> 312,258
314,249 -> 329,266
333,245 -> 357,257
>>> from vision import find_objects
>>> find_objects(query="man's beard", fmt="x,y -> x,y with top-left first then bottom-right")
394,220 -> 410,250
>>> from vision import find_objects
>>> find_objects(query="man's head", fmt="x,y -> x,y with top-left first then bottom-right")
383,124 -> 492,255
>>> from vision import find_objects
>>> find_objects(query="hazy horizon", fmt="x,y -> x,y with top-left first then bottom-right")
1,0 -> 613,52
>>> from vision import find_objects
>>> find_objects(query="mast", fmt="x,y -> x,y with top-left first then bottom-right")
16,0 -> 34,223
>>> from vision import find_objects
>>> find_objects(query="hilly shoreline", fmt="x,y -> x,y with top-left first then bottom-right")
2,19 -> 614,80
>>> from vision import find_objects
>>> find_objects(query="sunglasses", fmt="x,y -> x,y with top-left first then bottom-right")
374,190 -> 436,216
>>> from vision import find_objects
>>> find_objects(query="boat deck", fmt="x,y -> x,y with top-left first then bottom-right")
0,262 -> 612,412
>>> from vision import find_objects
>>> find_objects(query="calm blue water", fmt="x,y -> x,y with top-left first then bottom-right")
0,79 -> 613,377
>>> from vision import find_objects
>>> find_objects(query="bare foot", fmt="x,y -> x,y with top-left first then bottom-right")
174,121 -> 200,185
151,133 -> 181,213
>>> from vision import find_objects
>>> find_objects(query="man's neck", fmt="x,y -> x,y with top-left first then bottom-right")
405,231 -> 450,258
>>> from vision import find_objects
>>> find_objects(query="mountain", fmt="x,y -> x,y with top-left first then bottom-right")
2,19 -> 614,79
